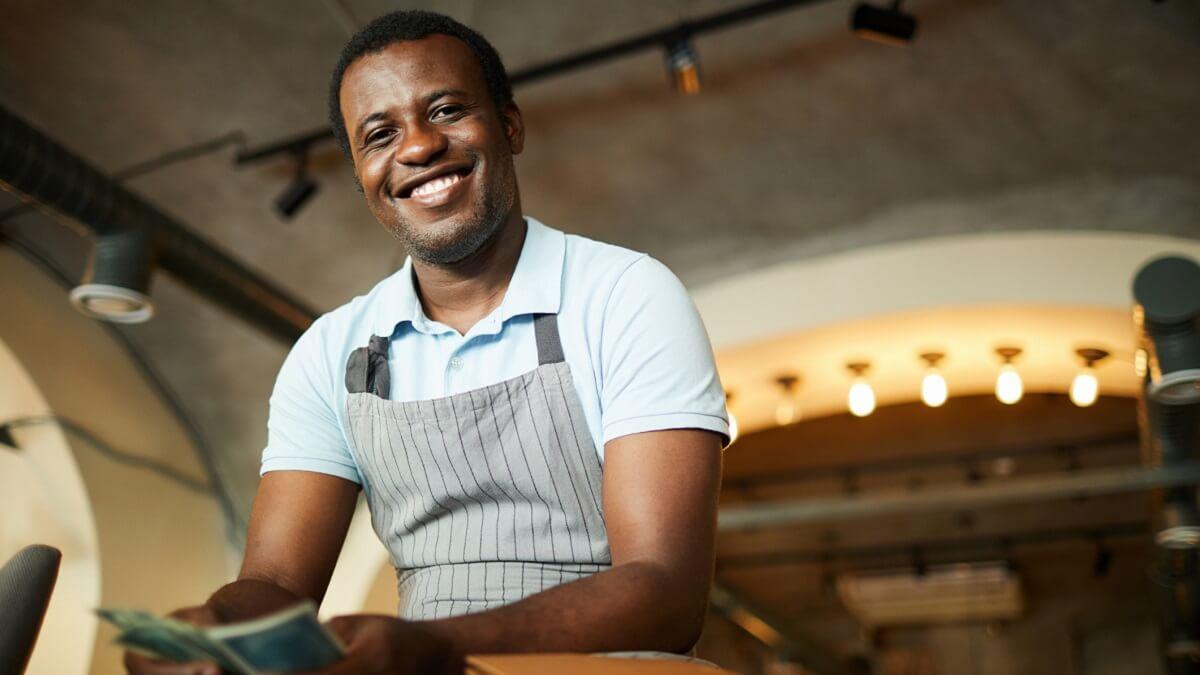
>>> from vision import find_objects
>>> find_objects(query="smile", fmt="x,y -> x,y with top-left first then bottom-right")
400,165 -> 474,208
412,172 -> 462,197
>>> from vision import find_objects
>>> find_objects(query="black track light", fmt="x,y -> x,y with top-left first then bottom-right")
665,35 -> 702,96
851,1 -> 917,47
275,149 -> 319,220
69,228 -> 157,323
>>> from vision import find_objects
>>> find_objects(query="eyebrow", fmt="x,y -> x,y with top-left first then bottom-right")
422,88 -> 468,106
354,111 -> 390,142
353,89 -> 472,142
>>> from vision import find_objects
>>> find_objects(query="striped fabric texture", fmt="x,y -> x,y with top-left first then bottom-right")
345,314 -> 611,620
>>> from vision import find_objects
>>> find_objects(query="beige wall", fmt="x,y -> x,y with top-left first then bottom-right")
0,338 -> 99,675
0,249 -> 235,674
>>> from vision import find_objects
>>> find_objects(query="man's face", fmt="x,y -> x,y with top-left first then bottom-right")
340,35 -> 524,265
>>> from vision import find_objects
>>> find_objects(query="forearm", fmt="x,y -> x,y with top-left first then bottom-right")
423,561 -> 709,658
205,577 -> 305,622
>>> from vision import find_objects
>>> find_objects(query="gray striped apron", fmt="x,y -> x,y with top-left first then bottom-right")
344,313 -> 611,620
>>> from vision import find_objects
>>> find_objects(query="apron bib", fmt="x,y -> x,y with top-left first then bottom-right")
344,313 -> 611,620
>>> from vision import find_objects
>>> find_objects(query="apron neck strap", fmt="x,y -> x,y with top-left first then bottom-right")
533,313 -> 565,365
345,335 -> 391,397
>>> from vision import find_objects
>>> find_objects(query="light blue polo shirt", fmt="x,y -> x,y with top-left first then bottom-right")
261,217 -> 729,485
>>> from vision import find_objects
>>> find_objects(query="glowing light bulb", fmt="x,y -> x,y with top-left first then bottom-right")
775,399 -> 796,426
727,409 -> 739,443
848,379 -> 876,417
995,364 -> 1023,405
921,370 -> 948,407
1134,348 -> 1148,379
1070,369 -> 1099,407
1071,348 -> 1109,408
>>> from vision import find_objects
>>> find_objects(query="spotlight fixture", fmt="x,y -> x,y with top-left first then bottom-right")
275,148 -> 319,220
919,352 -> 948,408
851,1 -> 917,47
725,390 -> 739,444
773,374 -> 801,426
1133,255 -> 1200,404
69,228 -> 157,323
994,347 -> 1024,405
665,35 -> 702,95
846,362 -> 876,418
1070,348 -> 1109,408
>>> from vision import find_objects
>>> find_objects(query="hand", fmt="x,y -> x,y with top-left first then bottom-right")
297,614 -> 459,675
123,605 -> 221,675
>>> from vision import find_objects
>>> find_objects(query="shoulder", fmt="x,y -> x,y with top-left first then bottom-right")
285,272 -> 399,376
561,231 -> 684,308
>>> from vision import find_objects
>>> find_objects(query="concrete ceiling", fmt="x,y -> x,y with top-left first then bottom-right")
1,0 -> 1198,624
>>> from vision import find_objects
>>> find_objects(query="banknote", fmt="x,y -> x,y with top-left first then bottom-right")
209,602 -> 345,672
96,601 -> 344,674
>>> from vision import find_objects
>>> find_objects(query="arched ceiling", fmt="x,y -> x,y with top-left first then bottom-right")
718,304 -> 1138,434
1,0 -> 1196,517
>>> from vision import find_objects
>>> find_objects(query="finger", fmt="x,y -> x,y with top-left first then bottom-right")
322,615 -> 360,639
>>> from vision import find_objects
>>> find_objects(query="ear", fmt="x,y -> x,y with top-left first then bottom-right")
502,102 -> 525,155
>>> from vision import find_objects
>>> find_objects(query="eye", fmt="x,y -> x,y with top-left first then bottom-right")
365,128 -> 395,146
432,104 -> 465,120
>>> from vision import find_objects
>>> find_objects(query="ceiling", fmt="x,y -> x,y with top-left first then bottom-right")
1,2 -> 1197,659
714,393 -> 1147,661
716,304 -> 1140,434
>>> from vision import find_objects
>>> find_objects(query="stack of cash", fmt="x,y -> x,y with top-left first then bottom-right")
97,601 -> 344,675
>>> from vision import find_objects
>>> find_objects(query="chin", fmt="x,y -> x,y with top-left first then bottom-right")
399,210 -> 505,265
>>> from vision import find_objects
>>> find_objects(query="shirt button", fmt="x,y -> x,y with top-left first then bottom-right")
448,357 -> 463,370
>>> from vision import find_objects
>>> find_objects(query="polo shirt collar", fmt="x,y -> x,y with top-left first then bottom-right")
371,217 -> 564,337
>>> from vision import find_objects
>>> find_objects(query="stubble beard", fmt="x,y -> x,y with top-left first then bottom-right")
385,158 -> 516,266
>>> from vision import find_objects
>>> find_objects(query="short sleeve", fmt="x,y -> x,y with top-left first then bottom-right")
599,256 -> 730,446
261,322 -> 363,483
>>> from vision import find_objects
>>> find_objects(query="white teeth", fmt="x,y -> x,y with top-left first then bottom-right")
411,172 -> 461,197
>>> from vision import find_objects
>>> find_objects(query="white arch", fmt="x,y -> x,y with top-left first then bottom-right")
692,231 -> 1200,433
693,231 -> 1200,349
0,338 -> 100,675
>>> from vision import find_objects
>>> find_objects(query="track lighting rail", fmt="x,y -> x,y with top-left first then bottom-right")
233,0 -> 832,166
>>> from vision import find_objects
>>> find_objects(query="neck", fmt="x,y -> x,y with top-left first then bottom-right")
410,210 -> 527,336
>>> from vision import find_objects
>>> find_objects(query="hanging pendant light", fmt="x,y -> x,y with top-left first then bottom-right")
773,374 -> 801,426
1070,348 -> 1109,408
665,34 -> 702,95
994,347 -> 1024,405
846,362 -> 876,417
919,352 -> 948,408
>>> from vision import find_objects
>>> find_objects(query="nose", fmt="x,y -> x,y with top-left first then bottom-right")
394,120 -> 448,167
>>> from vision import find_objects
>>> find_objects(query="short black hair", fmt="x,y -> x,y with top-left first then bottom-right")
327,10 -> 514,157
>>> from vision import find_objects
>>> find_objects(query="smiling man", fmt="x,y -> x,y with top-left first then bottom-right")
127,10 -> 727,675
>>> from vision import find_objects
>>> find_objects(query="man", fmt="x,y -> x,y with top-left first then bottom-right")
128,10 -> 727,675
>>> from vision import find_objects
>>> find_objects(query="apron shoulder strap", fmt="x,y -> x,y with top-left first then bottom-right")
345,334 -> 391,398
533,313 -> 565,365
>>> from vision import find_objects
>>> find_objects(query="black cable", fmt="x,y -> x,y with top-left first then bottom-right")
235,0 -> 835,164
0,226 -> 248,541
111,131 -> 245,182
2,415 -> 215,496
